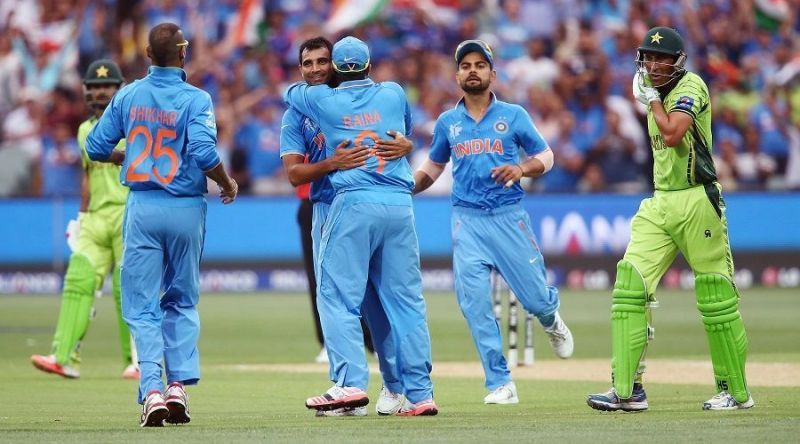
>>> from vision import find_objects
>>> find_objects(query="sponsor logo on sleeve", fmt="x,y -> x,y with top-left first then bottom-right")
675,96 -> 695,112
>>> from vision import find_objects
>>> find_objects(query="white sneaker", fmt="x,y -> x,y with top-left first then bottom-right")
484,381 -> 519,404
314,348 -> 329,364
315,406 -> 367,417
543,312 -> 574,359
164,382 -> 191,424
702,391 -> 754,410
140,390 -> 169,427
375,385 -> 405,415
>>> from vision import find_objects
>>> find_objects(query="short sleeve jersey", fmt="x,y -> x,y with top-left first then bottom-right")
429,94 -> 549,210
86,66 -> 221,197
279,107 -> 335,204
78,117 -> 128,211
648,71 -> 716,191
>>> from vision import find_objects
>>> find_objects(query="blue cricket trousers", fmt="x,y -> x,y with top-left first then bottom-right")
452,204 -> 559,390
121,190 -> 206,403
313,201 -> 402,394
317,190 -> 433,403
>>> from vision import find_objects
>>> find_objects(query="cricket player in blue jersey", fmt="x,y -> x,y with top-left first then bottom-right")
413,40 -> 574,405
284,36 -> 437,416
280,36 -> 413,417
86,23 -> 238,427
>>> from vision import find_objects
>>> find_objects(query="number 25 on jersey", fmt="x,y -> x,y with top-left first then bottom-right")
126,124 -> 179,184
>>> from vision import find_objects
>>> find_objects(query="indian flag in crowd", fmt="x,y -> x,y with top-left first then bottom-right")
325,0 -> 390,34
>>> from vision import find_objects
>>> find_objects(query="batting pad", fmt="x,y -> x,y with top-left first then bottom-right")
53,253 -> 96,365
696,273 -> 749,402
611,260 -> 648,399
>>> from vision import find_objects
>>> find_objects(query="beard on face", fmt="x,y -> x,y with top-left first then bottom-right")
86,94 -> 111,113
459,76 -> 490,93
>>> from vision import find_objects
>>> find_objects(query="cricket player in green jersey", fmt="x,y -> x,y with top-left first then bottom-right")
587,27 -> 753,412
31,59 -> 138,380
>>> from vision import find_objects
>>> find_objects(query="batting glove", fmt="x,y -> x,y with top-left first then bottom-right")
65,212 -> 86,252
632,69 -> 661,106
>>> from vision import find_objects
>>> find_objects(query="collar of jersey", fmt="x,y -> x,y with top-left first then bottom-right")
148,66 -> 187,81
336,78 -> 374,90
455,92 -> 498,115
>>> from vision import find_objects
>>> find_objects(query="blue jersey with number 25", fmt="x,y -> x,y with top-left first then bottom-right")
86,66 -> 220,197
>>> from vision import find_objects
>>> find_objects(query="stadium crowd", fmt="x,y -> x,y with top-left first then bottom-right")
1,0 -> 799,197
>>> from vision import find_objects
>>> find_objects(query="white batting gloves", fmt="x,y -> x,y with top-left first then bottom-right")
632,69 -> 661,106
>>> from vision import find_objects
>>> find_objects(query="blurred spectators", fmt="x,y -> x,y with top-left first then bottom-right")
0,0 -> 798,197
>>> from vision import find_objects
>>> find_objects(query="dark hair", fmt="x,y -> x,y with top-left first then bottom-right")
148,22 -> 182,67
298,36 -> 333,64
336,69 -> 369,83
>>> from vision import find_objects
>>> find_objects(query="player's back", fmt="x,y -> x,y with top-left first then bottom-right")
111,67 -> 218,197
287,79 -> 414,194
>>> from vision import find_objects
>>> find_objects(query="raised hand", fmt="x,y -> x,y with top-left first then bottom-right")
632,69 -> 661,105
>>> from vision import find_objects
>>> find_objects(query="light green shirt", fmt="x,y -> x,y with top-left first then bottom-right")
647,72 -> 717,191
78,118 -> 128,212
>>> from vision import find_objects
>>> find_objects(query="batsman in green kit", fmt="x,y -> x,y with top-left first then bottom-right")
587,27 -> 753,412
31,60 -> 139,380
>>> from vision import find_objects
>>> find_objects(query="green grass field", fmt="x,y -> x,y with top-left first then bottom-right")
1,288 -> 798,442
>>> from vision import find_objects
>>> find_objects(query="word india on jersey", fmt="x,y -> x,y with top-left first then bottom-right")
129,106 -> 178,127
454,138 -> 505,158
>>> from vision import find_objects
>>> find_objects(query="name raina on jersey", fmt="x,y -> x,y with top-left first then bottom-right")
342,111 -> 381,128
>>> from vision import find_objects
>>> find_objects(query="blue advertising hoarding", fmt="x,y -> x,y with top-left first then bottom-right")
2,193 -> 799,266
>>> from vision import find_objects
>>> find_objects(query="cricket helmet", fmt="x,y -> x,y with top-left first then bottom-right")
83,59 -> 125,85
636,27 -> 686,87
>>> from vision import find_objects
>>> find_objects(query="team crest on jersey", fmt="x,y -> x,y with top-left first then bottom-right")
494,120 -> 508,134
675,96 -> 694,112
449,121 -> 463,139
